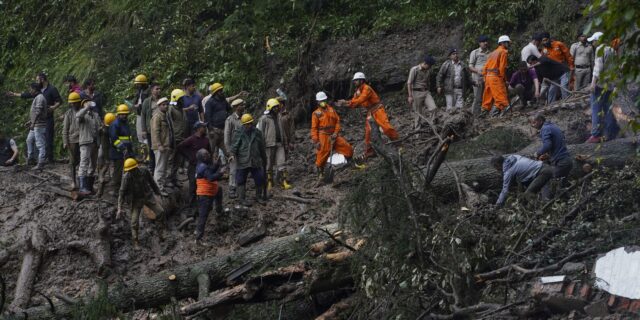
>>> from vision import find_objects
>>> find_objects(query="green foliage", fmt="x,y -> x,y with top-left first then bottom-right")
71,283 -> 121,319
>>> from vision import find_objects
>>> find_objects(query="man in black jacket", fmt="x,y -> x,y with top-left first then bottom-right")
526,55 -> 570,105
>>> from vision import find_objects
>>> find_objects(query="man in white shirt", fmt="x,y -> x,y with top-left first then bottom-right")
521,33 -> 542,64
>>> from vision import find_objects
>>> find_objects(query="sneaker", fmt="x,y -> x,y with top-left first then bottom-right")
585,136 -> 600,143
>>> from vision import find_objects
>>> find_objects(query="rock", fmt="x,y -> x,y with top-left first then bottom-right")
540,295 -> 588,314
561,262 -> 586,274
584,299 -> 610,317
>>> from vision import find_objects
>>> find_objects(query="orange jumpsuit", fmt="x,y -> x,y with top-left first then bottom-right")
348,83 -> 399,154
542,41 -> 574,69
311,104 -> 353,168
482,45 -> 509,111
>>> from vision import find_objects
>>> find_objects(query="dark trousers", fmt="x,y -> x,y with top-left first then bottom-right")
146,133 -> 156,173
68,143 -> 80,183
236,167 -> 265,187
112,159 -> 124,192
45,117 -> 55,161
196,192 -> 223,240
526,164 -> 554,194
188,163 -> 197,201
552,156 -> 573,179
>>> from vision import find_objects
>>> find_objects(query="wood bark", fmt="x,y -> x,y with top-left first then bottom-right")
8,228 -> 45,313
430,138 -> 638,198
66,214 -> 112,274
12,225 -> 339,319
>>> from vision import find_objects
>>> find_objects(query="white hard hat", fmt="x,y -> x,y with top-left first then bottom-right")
588,31 -> 604,42
352,72 -> 366,81
498,35 -> 511,43
315,91 -> 328,101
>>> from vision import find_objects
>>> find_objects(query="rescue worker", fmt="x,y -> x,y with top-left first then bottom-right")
132,74 -> 149,144
570,32 -> 594,91
177,121 -> 211,203
151,97 -> 172,194
96,113 -> 116,197
0,131 -> 18,166
223,99 -> 245,199
482,35 -> 511,117
469,36 -> 490,115
182,78 -> 204,135
62,92 -> 82,189
194,148 -> 223,245
540,32 -> 574,101
116,158 -> 166,249
109,104 -> 134,193
492,154 -> 553,207
337,72 -> 399,159
230,114 -> 267,207
76,99 -> 101,195
140,83 -> 161,173
167,89 -> 188,188
204,82 -> 231,160
311,91 -> 355,185
257,98 -> 292,190
407,55 -> 437,128
437,48 -> 471,111
529,114 -> 573,179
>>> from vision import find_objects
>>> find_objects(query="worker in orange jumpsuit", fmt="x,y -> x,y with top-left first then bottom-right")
541,31 -> 574,101
482,35 -> 511,117
311,91 -> 356,184
338,72 -> 399,158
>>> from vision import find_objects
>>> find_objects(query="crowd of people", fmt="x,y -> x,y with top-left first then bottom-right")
0,29 -> 624,245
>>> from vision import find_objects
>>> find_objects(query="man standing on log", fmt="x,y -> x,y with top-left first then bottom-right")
482,35 -> 511,117
109,104 -> 135,194
570,32 -> 594,91
337,72 -> 399,159
469,36 -> 490,115
230,114 -> 267,207
407,55 -> 437,128
529,114 -> 572,179
437,48 -> 471,111
116,158 -> 166,249
62,92 -> 82,189
224,99 -> 246,199
194,148 -> 223,245
491,154 -> 553,207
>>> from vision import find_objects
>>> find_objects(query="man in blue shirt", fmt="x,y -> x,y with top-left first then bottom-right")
491,154 -> 553,207
529,114 -> 573,178
181,78 -> 204,136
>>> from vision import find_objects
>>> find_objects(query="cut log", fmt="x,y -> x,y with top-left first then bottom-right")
13,224 -> 340,319
236,224 -> 267,247
315,295 -> 356,320
44,185 -> 80,201
431,138 -> 638,198
8,228 -> 45,313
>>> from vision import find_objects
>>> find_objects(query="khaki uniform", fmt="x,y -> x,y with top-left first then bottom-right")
151,110 -> 173,189
469,47 -> 490,115
224,113 -> 242,189
570,42 -> 594,91
407,65 -> 436,129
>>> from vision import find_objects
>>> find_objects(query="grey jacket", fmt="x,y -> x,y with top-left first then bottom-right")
76,105 -> 100,145
63,108 -> 80,144
256,111 -> 289,148
497,155 -> 542,205
29,94 -> 47,128
224,112 -> 242,151
437,60 -> 472,93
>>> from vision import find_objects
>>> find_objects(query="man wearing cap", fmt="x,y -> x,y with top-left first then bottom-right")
151,97 -> 172,194
586,32 -> 620,143
204,83 -> 248,160
482,35 -> 512,116
63,92 -> 82,189
570,32 -> 595,91
224,99 -> 246,198
140,83 -> 161,173
407,55 -> 437,128
178,121 -> 211,202
469,36 -> 491,115
167,89 -> 188,188
132,74 -> 149,144
109,104 -> 135,193
337,72 -> 399,159
541,31 -> 574,101
521,33 -> 543,63
437,48 -> 471,111
182,78 -> 204,135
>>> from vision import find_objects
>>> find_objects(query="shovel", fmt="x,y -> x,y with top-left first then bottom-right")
323,138 -> 336,184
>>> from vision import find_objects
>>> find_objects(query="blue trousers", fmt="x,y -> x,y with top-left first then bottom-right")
196,191 -> 223,240
235,167 -> 265,187
590,86 -> 619,140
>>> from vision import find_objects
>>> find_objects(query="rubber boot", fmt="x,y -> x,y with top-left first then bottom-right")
87,176 -> 95,194
255,186 -> 267,205
132,229 -> 140,250
281,170 -> 292,190
78,177 -> 91,196
229,187 -> 237,199
267,172 -> 273,191
70,170 -> 78,190
314,169 -> 324,187
238,185 -> 252,207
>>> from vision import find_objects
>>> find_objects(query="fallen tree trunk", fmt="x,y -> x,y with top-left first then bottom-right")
431,138 -> 638,198
8,228 -> 46,313
10,225 -> 339,319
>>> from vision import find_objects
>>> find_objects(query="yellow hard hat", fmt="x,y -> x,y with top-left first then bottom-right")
104,113 -> 116,126
241,113 -> 254,125
171,89 -> 185,103
134,74 -> 148,85
68,92 -> 81,103
123,158 -> 138,172
266,98 -> 280,111
209,82 -> 223,94
116,104 -> 130,115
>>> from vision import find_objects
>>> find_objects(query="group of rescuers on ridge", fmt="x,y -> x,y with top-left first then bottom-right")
2,29 -> 621,246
